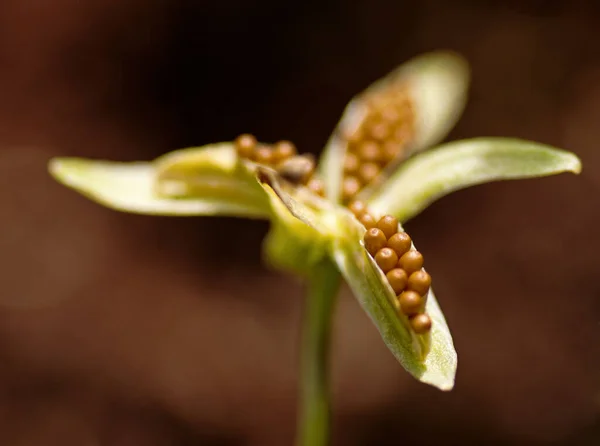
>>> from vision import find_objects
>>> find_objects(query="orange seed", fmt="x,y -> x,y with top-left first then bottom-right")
376,215 -> 399,240
374,247 -> 398,273
386,268 -> 408,294
359,213 -> 376,229
358,141 -> 381,162
387,232 -> 411,257
410,313 -> 432,334
398,250 -> 424,275
399,290 -> 423,316
342,176 -> 361,201
273,140 -> 297,163
253,145 -> 274,164
344,153 -> 360,174
407,270 -> 431,296
364,228 -> 387,256
348,200 -> 367,217
235,133 -> 257,158
358,162 -> 380,185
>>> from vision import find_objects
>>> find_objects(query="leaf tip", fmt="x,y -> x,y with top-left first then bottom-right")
48,157 -> 85,187
566,153 -> 583,175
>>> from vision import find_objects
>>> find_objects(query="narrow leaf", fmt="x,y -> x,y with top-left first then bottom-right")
367,137 -> 583,223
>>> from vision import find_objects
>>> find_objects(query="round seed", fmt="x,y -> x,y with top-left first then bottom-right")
344,153 -> 360,174
364,228 -> 387,256
387,232 -> 411,257
307,178 -> 325,196
369,121 -> 390,141
376,215 -> 399,240
342,176 -> 361,201
399,290 -> 423,316
358,141 -> 381,163
348,200 -> 367,217
278,155 -> 315,184
374,248 -> 398,273
407,270 -> 431,296
380,106 -> 401,123
410,313 -> 432,334
235,134 -> 257,158
273,140 -> 297,163
359,213 -> 376,229
398,250 -> 424,275
386,268 -> 408,294
358,162 -> 380,185
253,145 -> 274,164
382,141 -> 402,163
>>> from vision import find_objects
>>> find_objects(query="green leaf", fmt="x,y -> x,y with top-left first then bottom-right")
48,143 -> 271,218
319,51 -> 470,203
330,210 -> 457,391
367,137 -> 583,223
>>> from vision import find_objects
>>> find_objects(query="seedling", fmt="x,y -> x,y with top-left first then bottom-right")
48,51 -> 581,446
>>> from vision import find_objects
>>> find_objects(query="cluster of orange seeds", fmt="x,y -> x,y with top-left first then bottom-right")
340,81 -> 415,203
234,133 -> 430,334
234,134 -> 325,196
349,200 -> 432,334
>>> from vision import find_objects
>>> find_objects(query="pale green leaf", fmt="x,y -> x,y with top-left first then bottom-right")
319,51 -> 470,203
330,210 -> 457,390
367,137 -> 583,223
48,143 -> 271,218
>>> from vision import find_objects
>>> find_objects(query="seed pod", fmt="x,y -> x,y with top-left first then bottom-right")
344,153 -> 360,174
410,313 -> 432,334
374,247 -> 398,273
358,162 -> 380,185
376,215 -> 399,240
407,270 -> 431,296
358,141 -> 381,163
253,145 -> 274,165
387,232 -> 411,257
342,176 -> 361,201
364,228 -> 387,256
399,290 -> 423,316
277,154 -> 315,184
273,140 -> 297,163
307,178 -> 325,196
359,213 -> 376,229
386,268 -> 408,294
398,250 -> 424,275
348,200 -> 367,217
235,134 -> 257,158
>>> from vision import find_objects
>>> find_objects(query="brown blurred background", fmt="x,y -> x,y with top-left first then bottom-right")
0,0 -> 598,445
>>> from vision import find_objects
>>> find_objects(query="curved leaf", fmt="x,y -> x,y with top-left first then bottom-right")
319,51 -> 470,203
48,144 -> 271,218
330,210 -> 457,390
367,137 -> 583,223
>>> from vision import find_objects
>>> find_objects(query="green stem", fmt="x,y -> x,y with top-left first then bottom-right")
296,259 -> 341,446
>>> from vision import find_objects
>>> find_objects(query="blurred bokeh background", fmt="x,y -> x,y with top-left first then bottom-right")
0,0 -> 598,445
